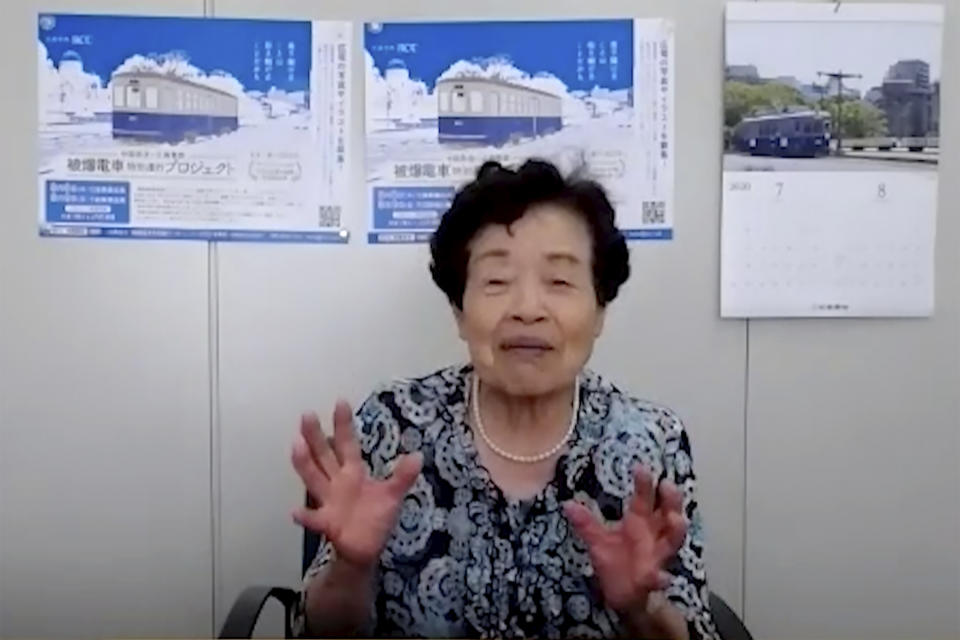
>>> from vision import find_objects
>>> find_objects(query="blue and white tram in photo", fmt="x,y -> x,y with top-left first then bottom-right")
731,110 -> 831,158
437,77 -> 562,146
111,72 -> 239,143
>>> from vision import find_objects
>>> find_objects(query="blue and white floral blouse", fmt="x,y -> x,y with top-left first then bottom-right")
298,365 -> 719,640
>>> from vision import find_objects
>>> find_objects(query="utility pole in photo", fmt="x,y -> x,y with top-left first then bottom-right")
817,70 -> 862,155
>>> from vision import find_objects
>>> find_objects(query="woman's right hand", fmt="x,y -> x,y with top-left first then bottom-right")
291,400 -> 423,570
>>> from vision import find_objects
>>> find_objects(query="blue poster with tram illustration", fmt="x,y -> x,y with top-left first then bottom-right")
37,13 -> 351,242
364,19 -> 675,243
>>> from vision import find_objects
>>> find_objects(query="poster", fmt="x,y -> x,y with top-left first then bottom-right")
721,3 -> 942,317
364,19 -> 674,244
38,14 -> 352,243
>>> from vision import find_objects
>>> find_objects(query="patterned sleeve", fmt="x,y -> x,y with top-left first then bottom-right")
291,536 -> 336,637
660,413 -> 721,640
291,391 -> 391,638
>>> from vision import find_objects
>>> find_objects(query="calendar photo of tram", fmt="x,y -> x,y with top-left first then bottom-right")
724,5 -> 941,172
436,77 -> 562,146
730,110 -> 831,158
111,72 -> 239,143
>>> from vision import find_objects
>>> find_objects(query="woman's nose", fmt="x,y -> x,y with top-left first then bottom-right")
509,281 -> 547,323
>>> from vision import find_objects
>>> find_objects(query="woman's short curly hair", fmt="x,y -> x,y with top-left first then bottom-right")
429,159 -> 630,310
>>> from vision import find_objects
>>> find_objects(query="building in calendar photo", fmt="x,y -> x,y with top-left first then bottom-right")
723,5 -> 942,173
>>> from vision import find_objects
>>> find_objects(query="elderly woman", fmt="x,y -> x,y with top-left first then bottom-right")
290,160 -> 718,640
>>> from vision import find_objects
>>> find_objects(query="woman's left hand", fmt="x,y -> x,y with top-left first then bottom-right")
564,465 -> 687,628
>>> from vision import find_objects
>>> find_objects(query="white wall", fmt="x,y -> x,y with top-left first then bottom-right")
0,1 -> 957,639
743,4 -> 960,636
0,1 -> 213,637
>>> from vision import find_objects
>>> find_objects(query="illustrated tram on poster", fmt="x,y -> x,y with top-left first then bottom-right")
111,72 -> 239,143
437,77 -> 562,146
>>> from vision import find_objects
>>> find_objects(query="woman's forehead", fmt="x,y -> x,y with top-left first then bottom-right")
469,205 -> 592,256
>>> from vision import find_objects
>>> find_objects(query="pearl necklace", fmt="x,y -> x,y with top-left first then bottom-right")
470,373 -> 580,464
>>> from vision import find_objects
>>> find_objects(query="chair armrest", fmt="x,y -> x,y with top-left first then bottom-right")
709,591 -> 753,640
218,585 -> 300,638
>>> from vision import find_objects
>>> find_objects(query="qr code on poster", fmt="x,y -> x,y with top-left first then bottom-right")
642,201 -> 666,225
318,205 -> 341,228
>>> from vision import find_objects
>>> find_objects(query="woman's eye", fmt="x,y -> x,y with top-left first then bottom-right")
551,279 -> 571,287
486,279 -> 507,286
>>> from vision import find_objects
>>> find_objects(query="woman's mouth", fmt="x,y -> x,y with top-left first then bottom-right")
500,336 -> 554,356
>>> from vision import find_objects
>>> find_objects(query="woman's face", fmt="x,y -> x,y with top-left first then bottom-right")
456,204 -> 605,397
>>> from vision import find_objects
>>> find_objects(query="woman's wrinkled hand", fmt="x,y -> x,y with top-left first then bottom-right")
564,465 -> 686,615
290,401 -> 422,569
